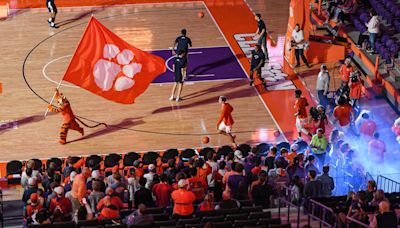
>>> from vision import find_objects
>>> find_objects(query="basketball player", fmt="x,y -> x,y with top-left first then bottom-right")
294,89 -> 312,139
249,45 -> 267,88
172,29 -> 192,80
170,51 -> 186,102
216,96 -> 236,147
46,0 -> 58,28
254,14 -> 269,60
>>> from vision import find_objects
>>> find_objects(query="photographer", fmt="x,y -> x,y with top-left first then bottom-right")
349,70 -> 363,111
316,64 -> 330,109
309,105 -> 328,134
291,24 -> 310,68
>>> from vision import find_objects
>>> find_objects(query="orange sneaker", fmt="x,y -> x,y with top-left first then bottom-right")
59,140 -> 66,144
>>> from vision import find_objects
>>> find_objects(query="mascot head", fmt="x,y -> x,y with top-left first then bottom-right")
55,92 -> 68,105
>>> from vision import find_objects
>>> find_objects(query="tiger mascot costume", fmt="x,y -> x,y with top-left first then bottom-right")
47,89 -> 84,144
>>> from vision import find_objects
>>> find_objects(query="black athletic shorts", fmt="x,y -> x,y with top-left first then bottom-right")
177,49 -> 188,67
251,67 -> 262,75
174,71 -> 183,83
47,1 -> 57,13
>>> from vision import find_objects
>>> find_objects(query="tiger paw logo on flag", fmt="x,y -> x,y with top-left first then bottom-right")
62,17 -> 166,104
93,44 -> 142,92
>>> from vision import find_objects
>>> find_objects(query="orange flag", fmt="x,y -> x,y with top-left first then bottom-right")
62,16 -> 166,104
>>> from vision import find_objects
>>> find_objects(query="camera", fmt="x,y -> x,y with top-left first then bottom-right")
350,71 -> 360,82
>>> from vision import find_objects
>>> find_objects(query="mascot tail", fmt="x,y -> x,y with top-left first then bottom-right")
75,117 -> 108,128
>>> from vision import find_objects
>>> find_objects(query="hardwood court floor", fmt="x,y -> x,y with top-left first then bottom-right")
0,2 -> 281,161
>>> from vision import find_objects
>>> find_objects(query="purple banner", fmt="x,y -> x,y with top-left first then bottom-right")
151,46 -> 247,83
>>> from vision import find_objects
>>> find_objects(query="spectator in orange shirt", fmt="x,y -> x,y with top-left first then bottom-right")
71,167 -> 91,212
217,96 -> 236,147
152,174 -> 173,207
195,158 -> 212,181
25,193 -> 43,219
333,96 -> 354,132
97,187 -> 124,212
339,58 -> 354,89
198,193 -> 215,212
171,179 -> 196,218
294,89 -> 312,139
49,186 -> 72,217
98,196 -> 120,221
286,144 -> 299,165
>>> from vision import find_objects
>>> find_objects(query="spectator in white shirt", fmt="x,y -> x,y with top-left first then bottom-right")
143,164 -> 156,189
366,10 -> 380,54
291,24 -> 310,68
316,64 -> 330,109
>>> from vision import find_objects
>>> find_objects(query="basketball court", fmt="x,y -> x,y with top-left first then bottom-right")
0,0 -> 298,161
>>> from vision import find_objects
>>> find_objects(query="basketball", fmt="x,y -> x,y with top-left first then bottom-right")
202,136 -> 210,144
273,130 -> 280,138
198,11 -> 205,18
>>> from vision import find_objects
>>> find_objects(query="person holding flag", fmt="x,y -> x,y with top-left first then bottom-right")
47,89 -> 84,144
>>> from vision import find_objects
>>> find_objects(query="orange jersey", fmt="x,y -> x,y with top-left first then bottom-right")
294,97 -> 308,119
217,103 -> 234,126
333,104 -> 353,126
171,189 -> 196,216
49,101 -> 75,123
340,65 -> 353,82
350,82 -> 362,99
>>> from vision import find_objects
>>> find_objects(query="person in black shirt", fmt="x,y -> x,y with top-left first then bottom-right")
265,146 -> 277,171
46,0 -> 58,28
251,171 -> 273,208
172,29 -> 192,80
134,177 -> 155,208
169,51 -> 186,102
249,45 -> 266,88
304,170 -> 322,198
254,14 -> 269,60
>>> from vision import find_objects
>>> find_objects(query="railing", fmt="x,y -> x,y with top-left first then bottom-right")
0,189 -> 3,228
277,185 -> 301,228
345,216 -> 369,228
376,175 -> 400,193
305,199 -> 338,228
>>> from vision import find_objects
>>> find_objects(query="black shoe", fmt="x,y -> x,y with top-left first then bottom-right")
51,24 -> 59,29
295,64 -> 300,68
306,64 -> 311,68
249,80 -> 254,86
47,20 -> 51,24
262,81 -> 267,88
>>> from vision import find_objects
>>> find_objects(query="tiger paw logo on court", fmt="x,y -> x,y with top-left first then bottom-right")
93,44 -> 142,92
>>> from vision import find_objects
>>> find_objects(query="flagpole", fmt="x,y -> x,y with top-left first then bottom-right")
44,79 -> 63,117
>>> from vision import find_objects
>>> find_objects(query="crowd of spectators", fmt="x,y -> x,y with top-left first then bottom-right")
20,143 -> 339,226
335,180 -> 399,227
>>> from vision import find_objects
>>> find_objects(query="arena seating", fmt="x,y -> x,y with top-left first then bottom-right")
26,203 -> 287,228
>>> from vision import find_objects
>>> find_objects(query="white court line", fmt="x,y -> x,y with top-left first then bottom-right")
202,1 -> 288,142
165,51 -> 214,79
151,77 -> 245,86
42,54 -> 79,88
188,74 -> 215,77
